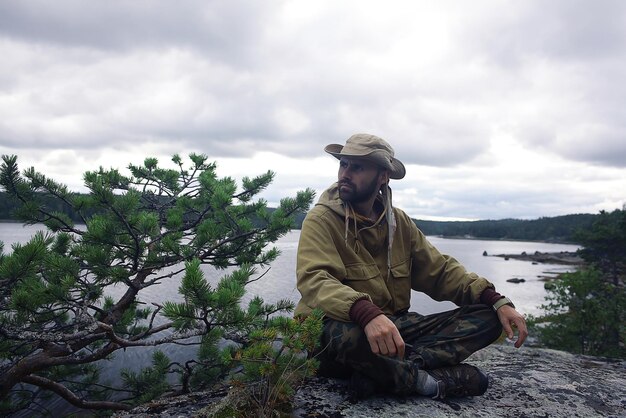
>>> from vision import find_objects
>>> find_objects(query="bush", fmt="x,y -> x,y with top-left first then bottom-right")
529,268 -> 626,358
202,310 -> 323,417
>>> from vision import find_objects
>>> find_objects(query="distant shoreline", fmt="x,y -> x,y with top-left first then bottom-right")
490,251 -> 583,265
429,234 -> 579,245
0,221 -> 581,246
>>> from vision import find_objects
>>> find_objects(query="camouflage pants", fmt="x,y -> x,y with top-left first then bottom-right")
315,304 -> 502,395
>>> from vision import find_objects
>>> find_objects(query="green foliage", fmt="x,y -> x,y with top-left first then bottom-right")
528,268 -> 625,358
224,309 -> 323,417
121,351 -> 172,405
414,213 -> 597,243
529,208 -> 626,359
574,208 -> 626,284
0,153 -> 314,415
187,328 -> 230,390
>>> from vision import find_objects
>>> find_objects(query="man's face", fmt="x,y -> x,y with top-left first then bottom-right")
337,157 -> 385,204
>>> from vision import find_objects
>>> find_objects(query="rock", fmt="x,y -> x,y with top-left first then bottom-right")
506,278 -> 526,283
482,251 -> 488,256
293,345 -> 626,418
114,345 -> 626,418
494,251 -> 583,265
113,387 -> 229,417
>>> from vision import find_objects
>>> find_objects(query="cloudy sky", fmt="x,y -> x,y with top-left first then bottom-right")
1,0 -> 625,221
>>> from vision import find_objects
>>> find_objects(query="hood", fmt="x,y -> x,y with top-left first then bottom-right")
316,182 -> 397,274
316,183 -> 348,217
316,183 -> 386,226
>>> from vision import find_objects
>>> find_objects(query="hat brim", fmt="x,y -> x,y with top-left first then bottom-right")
324,144 -> 406,179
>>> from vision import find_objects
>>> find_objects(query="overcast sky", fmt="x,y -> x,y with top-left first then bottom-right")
1,0 -> 625,221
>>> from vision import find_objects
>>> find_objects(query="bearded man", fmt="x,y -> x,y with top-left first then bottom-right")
295,133 -> 527,399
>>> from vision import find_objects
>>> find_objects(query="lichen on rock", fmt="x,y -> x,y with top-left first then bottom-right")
115,345 -> 626,418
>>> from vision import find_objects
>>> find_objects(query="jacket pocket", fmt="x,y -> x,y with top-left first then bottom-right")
344,263 -> 379,281
390,258 -> 412,312
343,263 -> 389,306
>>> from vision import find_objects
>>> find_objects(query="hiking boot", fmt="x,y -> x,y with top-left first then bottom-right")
427,364 -> 488,400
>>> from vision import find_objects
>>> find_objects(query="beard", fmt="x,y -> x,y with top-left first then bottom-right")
338,175 -> 380,204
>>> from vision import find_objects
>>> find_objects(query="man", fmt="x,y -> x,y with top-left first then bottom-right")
295,133 -> 527,399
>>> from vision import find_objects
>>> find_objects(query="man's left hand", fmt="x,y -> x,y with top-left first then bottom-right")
496,305 -> 528,348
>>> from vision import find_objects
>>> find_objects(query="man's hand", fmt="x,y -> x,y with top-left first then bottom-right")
496,305 -> 528,348
363,315 -> 405,358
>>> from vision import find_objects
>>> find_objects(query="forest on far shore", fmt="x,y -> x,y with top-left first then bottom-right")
413,214 -> 597,243
0,191 -> 599,244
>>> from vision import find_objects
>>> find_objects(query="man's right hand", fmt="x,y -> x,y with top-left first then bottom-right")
363,315 -> 405,359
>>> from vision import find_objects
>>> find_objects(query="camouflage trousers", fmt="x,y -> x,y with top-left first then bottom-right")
315,304 -> 502,395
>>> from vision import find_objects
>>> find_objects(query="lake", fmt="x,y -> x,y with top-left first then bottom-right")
1,222 -> 580,318
1,222 -> 580,415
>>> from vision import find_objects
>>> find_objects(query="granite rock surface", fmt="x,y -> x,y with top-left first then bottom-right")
115,344 -> 626,417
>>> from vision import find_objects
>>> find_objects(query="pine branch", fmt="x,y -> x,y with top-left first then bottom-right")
22,375 -> 132,411
0,319 -> 100,343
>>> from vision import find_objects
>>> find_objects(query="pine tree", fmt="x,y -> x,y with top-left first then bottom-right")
0,154 -> 315,415
530,268 -> 625,358
575,208 -> 626,285
529,207 -> 626,359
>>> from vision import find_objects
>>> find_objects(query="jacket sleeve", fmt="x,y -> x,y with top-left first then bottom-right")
406,215 -> 495,305
296,212 -> 372,321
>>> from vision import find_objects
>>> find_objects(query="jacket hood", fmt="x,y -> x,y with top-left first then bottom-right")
317,183 -> 397,276
317,183 -> 348,217
316,182 -> 390,227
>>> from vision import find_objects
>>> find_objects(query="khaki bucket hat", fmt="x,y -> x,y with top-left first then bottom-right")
325,133 -> 406,179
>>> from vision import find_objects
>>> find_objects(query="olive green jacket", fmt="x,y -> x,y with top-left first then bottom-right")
294,184 -> 495,321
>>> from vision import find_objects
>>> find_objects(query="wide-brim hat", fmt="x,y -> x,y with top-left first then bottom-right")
325,133 -> 406,179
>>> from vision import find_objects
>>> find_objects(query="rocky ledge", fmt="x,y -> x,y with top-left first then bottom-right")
491,251 -> 583,265
116,344 -> 625,417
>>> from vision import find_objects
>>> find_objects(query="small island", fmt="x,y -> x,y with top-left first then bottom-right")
490,250 -> 583,265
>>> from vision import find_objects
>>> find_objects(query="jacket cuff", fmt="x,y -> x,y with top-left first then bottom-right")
480,287 -> 504,306
349,298 -> 384,329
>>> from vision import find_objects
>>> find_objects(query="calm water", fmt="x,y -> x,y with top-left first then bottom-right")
1,222 -> 580,414
1,222 -> 579,318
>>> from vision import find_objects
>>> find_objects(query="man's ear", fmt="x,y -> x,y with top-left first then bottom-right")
379,170 -> 390,187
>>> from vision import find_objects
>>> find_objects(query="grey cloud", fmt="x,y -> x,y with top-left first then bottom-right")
455,0 -> 626,168
0,0 -> 275,66
398,182 -> 598,220
514,78 -> 626,168
2,1 -> 626,222
556,127 -> 626,168
461,0 -> 626,67
0,2 -> 496,167
390,124 -> 490,168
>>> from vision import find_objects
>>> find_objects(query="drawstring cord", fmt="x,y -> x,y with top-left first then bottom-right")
342,185 -> 397,274
383,184 -> 396,277
344,205 -> 349,246
343,202 -> 361,253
